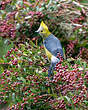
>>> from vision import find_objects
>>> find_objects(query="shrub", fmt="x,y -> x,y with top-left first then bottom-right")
0,42 -> 88,110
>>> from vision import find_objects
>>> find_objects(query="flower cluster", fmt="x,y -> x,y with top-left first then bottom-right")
53,60 -> 87,108
0,0 -> 11,10
0,20 -> 16,38
66,40 -> 78,57
77,47 -> 88,63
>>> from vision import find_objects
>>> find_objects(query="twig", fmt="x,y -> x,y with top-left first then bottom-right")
72,1 -> 88,9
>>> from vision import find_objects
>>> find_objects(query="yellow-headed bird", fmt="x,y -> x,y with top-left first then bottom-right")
36,21 -> 63,77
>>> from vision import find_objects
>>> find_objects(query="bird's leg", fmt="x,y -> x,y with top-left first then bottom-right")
48,58 -> 60,78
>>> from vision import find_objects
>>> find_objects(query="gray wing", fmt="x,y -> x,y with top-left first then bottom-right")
44,34 -> 63,57
52,48 -> 63,57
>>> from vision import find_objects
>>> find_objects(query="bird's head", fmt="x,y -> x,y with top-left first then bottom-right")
36,21 -> 51,37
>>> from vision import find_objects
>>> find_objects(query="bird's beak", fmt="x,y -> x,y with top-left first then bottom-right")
35,29 -> 39,33
35,26 -> 42,33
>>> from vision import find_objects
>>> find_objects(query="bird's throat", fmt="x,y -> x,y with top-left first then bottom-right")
45,31 -> 51,37
42,31 -> 51,38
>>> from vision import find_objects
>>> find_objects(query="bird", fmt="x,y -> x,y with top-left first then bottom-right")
36,21 -> 64,77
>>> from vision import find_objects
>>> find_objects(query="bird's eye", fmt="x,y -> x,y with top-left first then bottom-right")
41,30 -> 43,32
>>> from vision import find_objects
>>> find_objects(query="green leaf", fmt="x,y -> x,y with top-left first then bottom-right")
12,93 -> 15,102
0,38 -> 14,57
48,87 -> 50,94
64,96 -> 70,102
30,88 -> 37,93
17,77 -> 26,83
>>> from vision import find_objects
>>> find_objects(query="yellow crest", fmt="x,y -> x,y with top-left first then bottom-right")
40,21 -> 48,30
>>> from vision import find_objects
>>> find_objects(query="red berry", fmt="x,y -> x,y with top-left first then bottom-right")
28,90 -> 31,93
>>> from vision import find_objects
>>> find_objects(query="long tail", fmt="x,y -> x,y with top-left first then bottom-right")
48,56 -> 60,77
